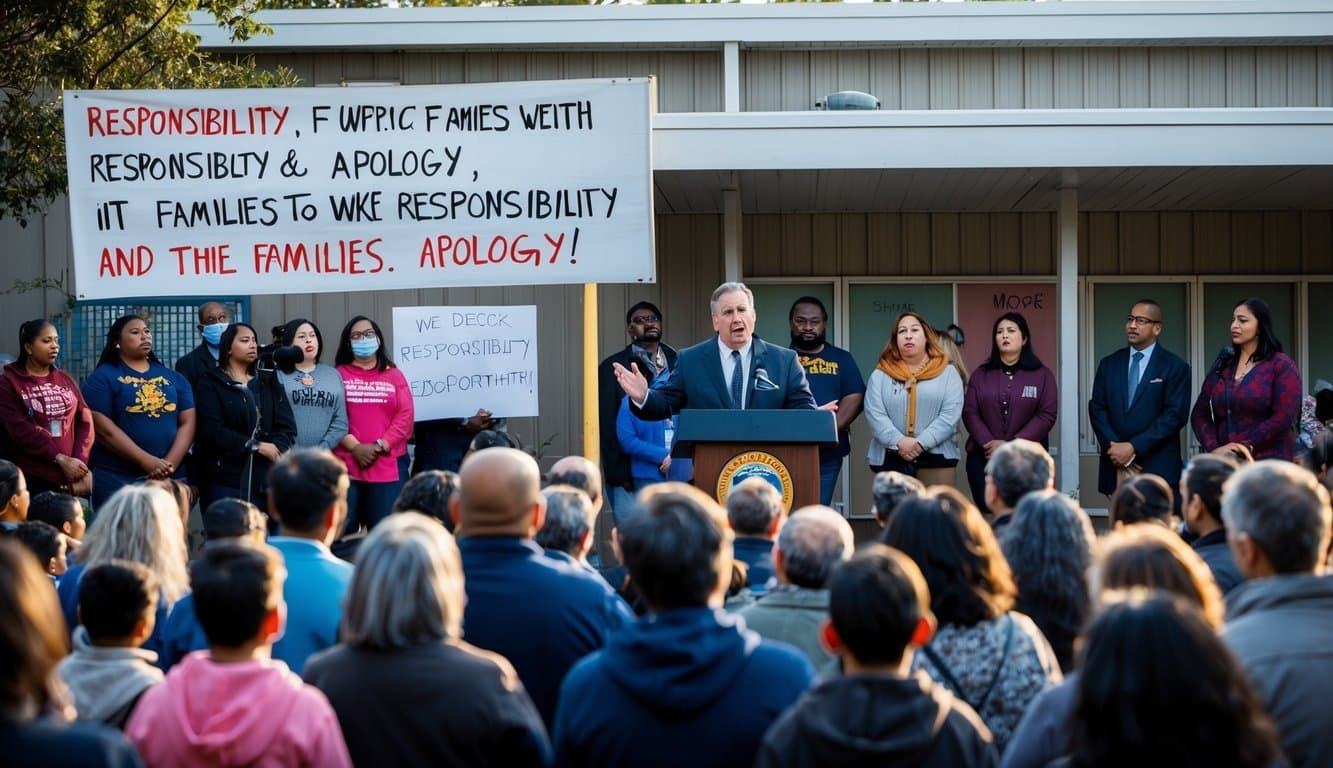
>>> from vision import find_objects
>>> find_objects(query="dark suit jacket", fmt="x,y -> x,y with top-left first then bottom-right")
1088,345 -> 1191,496
174,343 -> 217,391
598,343 -> 678,486
633,336 -> 816,421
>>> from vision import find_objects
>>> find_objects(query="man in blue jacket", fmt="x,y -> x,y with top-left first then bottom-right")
266,449 -> 353,674
614,282 -> 817,418
452,447 -> 633,729
552,482 -> 814,768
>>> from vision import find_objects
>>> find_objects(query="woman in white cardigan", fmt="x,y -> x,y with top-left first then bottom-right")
864,311 -> 964,487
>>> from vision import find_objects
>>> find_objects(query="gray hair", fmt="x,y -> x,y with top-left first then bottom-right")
1001,490 -> 1094,660
710,282 -> 755,315
81,484 -> 189,605
986,439 -> 1054,510
342,513 -> 464,649
1221,460 -> 1332,574
776,505 -> 854,589
726,478 -> 784,536
535,485 -> 595,557
872,471 -> 925,525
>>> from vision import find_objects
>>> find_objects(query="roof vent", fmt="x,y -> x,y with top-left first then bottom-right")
815,91 -> 880,111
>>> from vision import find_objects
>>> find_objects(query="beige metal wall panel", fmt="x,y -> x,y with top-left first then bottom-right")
1303,213 -> 1333,272
254,51 -> 719,112
745,212 -> 1057,278
1078,211 -> 1333,275
738,46 -> 1331,112
993,49 -> 1025,109
1084,49 -> 1120,109
1053,49 -> 1085,108
901,51 -> 931,110
1024,49 -> 1055,109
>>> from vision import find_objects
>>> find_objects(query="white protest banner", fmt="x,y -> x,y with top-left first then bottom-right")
394,305 -> 538,419
63,79 -> 655,300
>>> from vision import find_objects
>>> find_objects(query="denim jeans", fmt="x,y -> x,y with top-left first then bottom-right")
343,454 -> 409,536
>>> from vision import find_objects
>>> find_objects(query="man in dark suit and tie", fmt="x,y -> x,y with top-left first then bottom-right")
1088,299 -> 1192,498
614,282 -> 818,417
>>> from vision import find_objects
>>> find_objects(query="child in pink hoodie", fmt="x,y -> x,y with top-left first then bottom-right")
126,542 -> 351,768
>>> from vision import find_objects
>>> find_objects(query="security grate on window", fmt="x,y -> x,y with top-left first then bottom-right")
65,298 -> 248,384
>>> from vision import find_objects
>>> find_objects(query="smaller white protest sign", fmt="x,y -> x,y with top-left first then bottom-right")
394,305 -> 538,420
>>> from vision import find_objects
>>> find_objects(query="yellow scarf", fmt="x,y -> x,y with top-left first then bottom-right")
876,354 -> 949,437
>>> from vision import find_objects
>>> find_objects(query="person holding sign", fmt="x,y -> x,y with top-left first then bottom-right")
1190,297 -> 1303,462
614,282 -> 817,418
0,319 -> 94,498
277,319 -> 348,451
961,312 -> 1058,511
82,315 -> 196,509
864,312 -> 963,488
193,323 -> 296,509
334,316 -> 415,535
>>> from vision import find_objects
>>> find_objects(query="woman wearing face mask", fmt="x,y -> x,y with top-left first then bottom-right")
334,316 -> 414,535
193,322 -> 296,509
961,312 -> 1058,512
1191,297 -> 1302,461
278,318 -> 349,451
0,319 -> 94,498
82,315 -> 197,509
864,311 -> 964,487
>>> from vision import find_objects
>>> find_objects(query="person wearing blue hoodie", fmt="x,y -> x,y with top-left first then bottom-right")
552,482 -> 814,768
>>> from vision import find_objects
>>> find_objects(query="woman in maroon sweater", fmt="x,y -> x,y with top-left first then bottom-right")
0,319 -> 94,497
1191,297 -> 1302,461
962,312 -> 1058,511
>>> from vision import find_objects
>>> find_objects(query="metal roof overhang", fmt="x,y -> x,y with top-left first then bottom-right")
651,109 -> 1333,212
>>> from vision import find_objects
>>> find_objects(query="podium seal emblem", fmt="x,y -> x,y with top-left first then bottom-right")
716,451 -> 795,511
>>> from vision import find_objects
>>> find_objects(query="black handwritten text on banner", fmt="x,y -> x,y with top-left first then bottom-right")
393,305 -> 538,420
63,79 -> 655,299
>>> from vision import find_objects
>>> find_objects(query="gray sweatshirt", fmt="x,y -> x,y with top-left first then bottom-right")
278,364 -> 349,450
57,626 -> 163,726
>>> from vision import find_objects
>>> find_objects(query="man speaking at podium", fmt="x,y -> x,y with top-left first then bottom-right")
614,282 -> 819,417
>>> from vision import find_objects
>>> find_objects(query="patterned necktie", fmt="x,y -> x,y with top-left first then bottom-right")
730,350 -> 743,409
1128,350 -> 1144,404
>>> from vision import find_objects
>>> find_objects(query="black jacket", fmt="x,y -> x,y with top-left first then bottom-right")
597,342 -> 677,487
305,641 -> 550,768
174,343 -> 218,391
192,366 -> 296,497
757,672 -> 998,768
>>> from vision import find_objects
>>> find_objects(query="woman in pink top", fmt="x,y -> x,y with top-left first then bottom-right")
333,316 -> 414,536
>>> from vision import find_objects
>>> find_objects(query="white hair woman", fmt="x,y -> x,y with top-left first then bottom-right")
304,513 -> 550,767
55,483 -> 189,666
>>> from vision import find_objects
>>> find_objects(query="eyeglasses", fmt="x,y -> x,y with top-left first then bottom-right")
630,315 -> 660,325
1126,315 -> 1161,327
349,330 -> 377,341
293,332 -> 318,341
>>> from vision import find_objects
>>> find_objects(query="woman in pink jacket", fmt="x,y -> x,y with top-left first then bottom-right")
333,316 -> 415,536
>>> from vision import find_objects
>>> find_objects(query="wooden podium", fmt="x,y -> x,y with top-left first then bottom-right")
675,409 -> 837,510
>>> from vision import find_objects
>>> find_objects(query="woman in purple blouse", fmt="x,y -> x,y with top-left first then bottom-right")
1191,298 -> 1302,461
962,312 -> 1058,511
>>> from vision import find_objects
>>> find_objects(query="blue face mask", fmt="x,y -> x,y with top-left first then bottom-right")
351,338 -> 380,358
201,322 -> 228,346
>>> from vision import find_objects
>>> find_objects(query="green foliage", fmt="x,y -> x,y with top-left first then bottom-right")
0,0 -> 298,226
